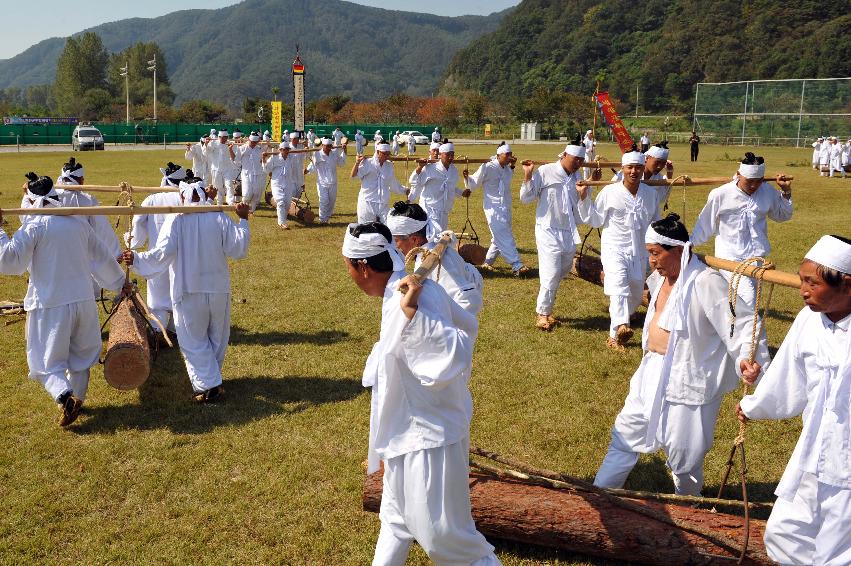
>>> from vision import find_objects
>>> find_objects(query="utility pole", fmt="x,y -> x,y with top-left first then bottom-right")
119,63 -> 129,125
147,57 -> 157,121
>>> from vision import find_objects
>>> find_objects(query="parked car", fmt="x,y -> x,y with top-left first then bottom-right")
398,130 -> 429,145
72,125 -> 105,151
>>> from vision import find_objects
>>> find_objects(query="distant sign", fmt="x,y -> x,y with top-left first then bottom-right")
484,123 -> 492,137
3,117 -> 78,125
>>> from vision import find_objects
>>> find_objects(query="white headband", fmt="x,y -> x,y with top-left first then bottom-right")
289,132 -> 299,140
429,142 -> 441,151
563,144 -> 586,158
645,223 -> 694,333
645,145 -> 669,160
439,142 -> 454,153
179,180 -> 207,205
341,224 -> 406,271
321,138 -> 333,146
248,134 -> 260,142
218,131 -> 229,137
210,129 -> 217,135
26,184 -> 60,209
279,141 -> 291,149
622,151 -> 645,166
63,166 -> 85,178
496,144 -> 511,155
645,224 -> 687,247
738,163 -> 765,179
160,166 -> 187,182
805,235 -> 851,275
386,214 -> 428,236
376,143 -> 391,152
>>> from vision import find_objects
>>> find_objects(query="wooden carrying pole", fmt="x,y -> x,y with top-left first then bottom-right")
700,255 -> 801,289
520,159 -> 621,168
56,184 -> 177,194
0,205 -> 233,217
398,232 -> 453,293
577,175 -> 793,187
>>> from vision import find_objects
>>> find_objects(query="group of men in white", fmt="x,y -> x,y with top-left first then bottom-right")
811,136 -> 851,178
0,123 -> 847,564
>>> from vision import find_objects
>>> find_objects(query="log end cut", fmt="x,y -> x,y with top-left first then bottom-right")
103,297 -> 151,391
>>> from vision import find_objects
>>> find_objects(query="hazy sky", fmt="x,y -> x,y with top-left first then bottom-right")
0,0 -> 520,59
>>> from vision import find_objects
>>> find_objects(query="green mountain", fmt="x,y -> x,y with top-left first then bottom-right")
0,0 -> 509,108
441,0 -> 850,111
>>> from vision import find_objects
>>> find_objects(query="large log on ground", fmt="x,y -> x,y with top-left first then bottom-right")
103,296 -> 151,390
364,470 -> 770,565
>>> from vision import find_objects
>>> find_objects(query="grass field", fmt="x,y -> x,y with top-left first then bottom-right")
0,141 -> 847,565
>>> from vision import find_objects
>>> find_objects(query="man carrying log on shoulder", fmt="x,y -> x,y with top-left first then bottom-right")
231,131 -> 265,212
122,177 -> 251,403
690,152 -> 792,307
520,135 -> 592,331
386,201 -> 484,315
736,234 -> 851,566
351,141 -> 409,224
0,172 -> 126,427
408,142 -> 469,238
342,222 -> 500,566
465,142 -> 529,276
306,137 -> 347,224
262,140 -> 295,230
611,141 -> 674,220
581,145 -> 659,349
593,213 -> 768,496
287,132 -> 308,200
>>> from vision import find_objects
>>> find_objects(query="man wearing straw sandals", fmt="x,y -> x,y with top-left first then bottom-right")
341,222 -> 500,566
408,142 -> 469,239
351,141 -> 409,224
0,172 -> 126,427
306,137 -> 348,224
611,141 -> 675,220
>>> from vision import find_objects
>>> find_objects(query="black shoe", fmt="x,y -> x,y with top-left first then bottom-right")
193,385 -> 224,404
57,393 -> 83,427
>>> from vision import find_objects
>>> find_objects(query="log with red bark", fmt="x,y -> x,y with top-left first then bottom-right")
363,469 -> 771,565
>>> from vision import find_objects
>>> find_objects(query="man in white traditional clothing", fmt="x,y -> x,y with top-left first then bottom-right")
520,135 -> 591,330
431,128 -> 441,143
406,134 -> 416,155
466,142 -> 529,276
428,142 -> 441,161
126,162 -> 184,340
122,177 -> 251,403
391,131 -> 401,156
593,213 -> 768,495
205,130 -> 239,205
231,131 -> 265,212
185,136 -> 209,183
263,140 -> 295,230
287,132 -> 308,200
736,234 -> 851,566
828,136 -> 843,178
373,130 -> 384,145
818,138 -> 832,176
332,127 -> 344,146
306,137 -> 347,224
842,139 -> 851,178
611,141 -> 675,220
811,137 -> 823,170
342,221 -> 499,566
0,172 -> 126,426
262,130 -> 272,142
306,128 -> 317,147
581,129 -> 597,180
690,152 -> 793,306
355,130 -> 367,156
582,145 -> 659,349
408,142 -> 469,238
386,201 -> 484,315
639,132 -> 650,153
351,141 -> 409,224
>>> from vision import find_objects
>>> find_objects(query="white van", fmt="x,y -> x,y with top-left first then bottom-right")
72,124 -> 105,151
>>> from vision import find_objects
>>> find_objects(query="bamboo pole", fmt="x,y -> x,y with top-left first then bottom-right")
0,205 -> 233,217
399,232 -> 453,292
56,184 -> 177,193
577,175 -> 793,187
700,255 -> 801,289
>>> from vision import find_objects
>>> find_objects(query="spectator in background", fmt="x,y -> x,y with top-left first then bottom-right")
689,131 -> 700,162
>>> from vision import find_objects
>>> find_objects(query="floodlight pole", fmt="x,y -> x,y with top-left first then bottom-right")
796,80 -> 806,148
741,82 -> 748,146
119,63 -> 129,125
692,83 -> 699,133
147,58 -> 157,122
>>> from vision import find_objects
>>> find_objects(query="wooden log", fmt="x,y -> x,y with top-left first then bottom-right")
56,184 -> 177,194
363,469 -> 771,565
103,295 -> 151,391
0,205 -> 233,216
700,255 -> 801,289
577,175 -> 793,187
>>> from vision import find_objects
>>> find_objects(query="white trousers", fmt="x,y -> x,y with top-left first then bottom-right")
765,472 -> 851,566
317,183 -> 338,223
484,207 -> 521,269
173,293 -> 230,393
602,248 -> 645,336
422,206 -> 449,240
146,270 -> 173,333
26,301 -> 101,402
210,167 -> 237,205
271,180 -> 295,226
534,224 -> 576,315
241,171 -> 265,211
357,196 -> 388,225
593,353 -> 723,496
373,439 -> 501,566
829,157 -> 843,177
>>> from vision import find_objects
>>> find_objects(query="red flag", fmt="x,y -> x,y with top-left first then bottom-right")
595,92 -> 634,154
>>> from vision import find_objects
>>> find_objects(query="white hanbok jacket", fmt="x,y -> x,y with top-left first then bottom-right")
356,157 -> 407,204
519,162 -> 587,239
408,162 -> 463,215
307,149 -> 346,187
467,159 -> 513,213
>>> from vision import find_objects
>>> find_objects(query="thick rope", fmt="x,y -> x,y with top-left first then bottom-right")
404,246 -> 442,282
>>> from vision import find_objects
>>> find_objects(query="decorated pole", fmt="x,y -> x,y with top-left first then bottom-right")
292,48 -> 306,135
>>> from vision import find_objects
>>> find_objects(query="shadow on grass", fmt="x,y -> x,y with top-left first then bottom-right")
765,308 -> 795,322
229,326 -> 349,346
478,267 -> 538,280
559,315 -> 611,332
73,369 -> 364,435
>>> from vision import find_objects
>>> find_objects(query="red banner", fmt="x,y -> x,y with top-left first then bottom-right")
595,91 -> 634,153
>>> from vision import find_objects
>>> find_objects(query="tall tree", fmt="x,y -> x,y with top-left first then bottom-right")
53,32 -> 109,116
